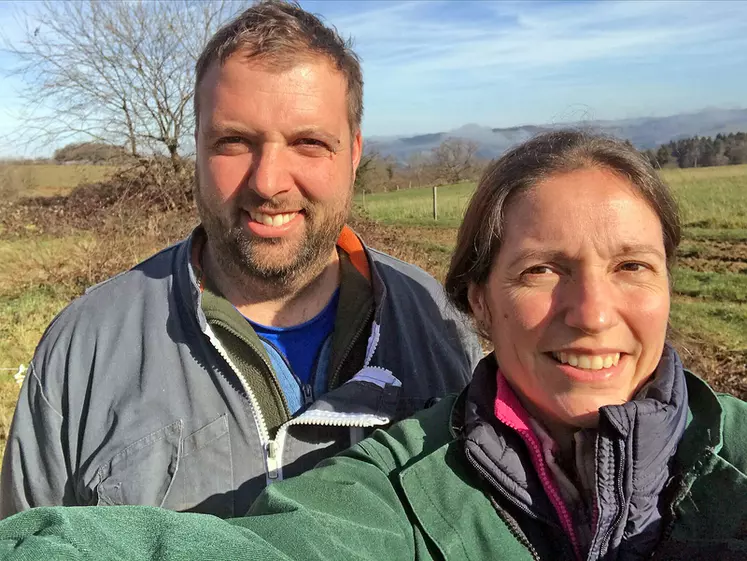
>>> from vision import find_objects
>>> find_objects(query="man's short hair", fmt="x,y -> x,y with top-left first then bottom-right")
194,0 -> 364,131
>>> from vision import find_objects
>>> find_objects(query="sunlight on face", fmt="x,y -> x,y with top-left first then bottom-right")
194,55 -> 362,284
469,167 -> 671,429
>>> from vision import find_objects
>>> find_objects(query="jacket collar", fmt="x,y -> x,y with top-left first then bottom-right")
175,225 -> 387,330
458,346 -> 692,559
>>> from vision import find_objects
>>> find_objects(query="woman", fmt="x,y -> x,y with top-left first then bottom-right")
1,130 -> 746,560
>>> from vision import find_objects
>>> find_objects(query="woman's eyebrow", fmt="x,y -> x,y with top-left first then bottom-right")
506,244 -> 666,268
615,244 -> 666,260
506,249 -> 563,268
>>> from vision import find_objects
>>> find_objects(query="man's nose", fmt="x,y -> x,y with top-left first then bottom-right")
247,144 -> 291,199
562,274 -> 619,334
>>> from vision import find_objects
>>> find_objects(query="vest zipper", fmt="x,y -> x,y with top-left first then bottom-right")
464,447 -> 558,527
261,337 -> 314,408
594,439 -> 626,559
302,384 -> 313,406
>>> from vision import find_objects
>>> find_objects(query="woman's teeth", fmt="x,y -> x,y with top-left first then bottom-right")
552,351 -> 620,371
249,210 -> 298,227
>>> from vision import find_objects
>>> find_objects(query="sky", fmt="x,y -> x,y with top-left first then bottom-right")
1,0 -> 747,156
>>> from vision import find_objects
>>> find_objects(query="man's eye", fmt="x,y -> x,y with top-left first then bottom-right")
295,138 -> 332,151
214,137 -> 250,154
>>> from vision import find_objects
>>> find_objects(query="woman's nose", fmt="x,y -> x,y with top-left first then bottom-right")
562,275 -> 619,334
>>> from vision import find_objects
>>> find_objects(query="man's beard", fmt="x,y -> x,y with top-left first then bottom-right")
195,184 -> 352,292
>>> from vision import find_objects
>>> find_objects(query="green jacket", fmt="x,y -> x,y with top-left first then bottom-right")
0,371 -> 745,560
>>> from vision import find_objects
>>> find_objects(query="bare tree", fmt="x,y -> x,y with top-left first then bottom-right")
433,138 -> 480,184
405,151 -> 432,187
354,148 -> 383,194
3,0 -> 243,165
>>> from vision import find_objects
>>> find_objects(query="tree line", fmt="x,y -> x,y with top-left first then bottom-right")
355,138 -> 486,194
642,132 -> 747,169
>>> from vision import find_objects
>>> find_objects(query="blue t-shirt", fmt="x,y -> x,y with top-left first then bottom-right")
248,289 -> 340,386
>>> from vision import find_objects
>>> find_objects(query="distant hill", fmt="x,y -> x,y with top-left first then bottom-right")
367,108 -> 747,161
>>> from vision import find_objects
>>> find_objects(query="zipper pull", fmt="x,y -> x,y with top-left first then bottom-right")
266,441 -> 280,481
302,384 -> 313,406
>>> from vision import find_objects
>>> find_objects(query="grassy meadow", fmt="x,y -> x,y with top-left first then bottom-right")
353,164 -> 747,393
0,163 -> 745,458
0,163 -> 116,199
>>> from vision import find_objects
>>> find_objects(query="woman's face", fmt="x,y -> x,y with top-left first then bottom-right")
468,167 -> 671,428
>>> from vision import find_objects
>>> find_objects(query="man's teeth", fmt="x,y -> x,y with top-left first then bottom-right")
249,211 -> 298,227
552,352 -> 620,371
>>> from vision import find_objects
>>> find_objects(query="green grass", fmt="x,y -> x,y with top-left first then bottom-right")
0,235 -> 93,370
355,165 -> 747,230
673,268 -> 747,303
670,298 -> 747,350
662,165 -> 747,230
682,228 -> 747,242
0,164 -> 116,199
355,182 -> 476,227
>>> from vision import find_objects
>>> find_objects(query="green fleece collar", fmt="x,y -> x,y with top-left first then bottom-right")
196,236 -> 375,438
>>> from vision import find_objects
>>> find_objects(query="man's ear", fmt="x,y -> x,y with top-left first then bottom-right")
467,282 -> 492,336
351,129 -> 363,175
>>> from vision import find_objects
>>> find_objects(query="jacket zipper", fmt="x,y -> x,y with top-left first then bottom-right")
203,322 -> 273,458
266,411 -> 390,481
595,439 -> 626,559
464,447 -> 559,529
493,414 -> 582,560
487,495 -> 541,561
328,308 -> 374,390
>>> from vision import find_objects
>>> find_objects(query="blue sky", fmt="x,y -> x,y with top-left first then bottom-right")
1,0 -> 747,156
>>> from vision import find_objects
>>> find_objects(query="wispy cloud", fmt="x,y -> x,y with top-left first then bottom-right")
326,1 -> 747,78
1,0 -> 746,154
310,0 -> 747,134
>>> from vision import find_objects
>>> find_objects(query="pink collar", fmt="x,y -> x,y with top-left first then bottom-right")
493,370 -> 583,561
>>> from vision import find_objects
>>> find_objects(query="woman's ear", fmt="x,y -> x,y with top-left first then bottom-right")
467,282 -> 492,335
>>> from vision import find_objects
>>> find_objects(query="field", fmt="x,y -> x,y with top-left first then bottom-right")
0,163 -> 745,458
0,163 -> 116,199
354,164 -> 747,394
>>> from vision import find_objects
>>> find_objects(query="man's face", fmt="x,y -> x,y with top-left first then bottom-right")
194,54 -> 362,286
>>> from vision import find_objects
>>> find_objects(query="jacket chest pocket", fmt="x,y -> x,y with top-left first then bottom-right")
94,415 -> 234,518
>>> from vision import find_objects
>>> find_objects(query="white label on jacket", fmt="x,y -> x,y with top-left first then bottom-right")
364,321 -> 381,367
346,365 -> 402,389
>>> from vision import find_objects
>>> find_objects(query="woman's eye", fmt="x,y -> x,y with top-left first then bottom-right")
524,265 -> 554,276
618,262 -> 648,272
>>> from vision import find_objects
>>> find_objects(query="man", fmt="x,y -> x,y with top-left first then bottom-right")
1,0 -> 481,519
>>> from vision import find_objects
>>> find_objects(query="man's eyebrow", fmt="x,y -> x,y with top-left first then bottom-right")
203,123 -> 258,138
291,127 -> 341,146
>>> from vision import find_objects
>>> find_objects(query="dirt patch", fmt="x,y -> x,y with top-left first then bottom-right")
353,217 -> 747,395
678,241 -> 747,273
673,342 -> 747,400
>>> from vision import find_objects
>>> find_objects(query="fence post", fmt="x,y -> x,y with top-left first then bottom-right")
432,185 -> 438,221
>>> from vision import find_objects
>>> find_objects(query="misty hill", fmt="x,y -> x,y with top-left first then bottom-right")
367,108 -> 747,161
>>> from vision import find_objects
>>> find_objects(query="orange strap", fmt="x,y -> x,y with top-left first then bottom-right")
192,224 -> 371,286
337,225 -> 371,281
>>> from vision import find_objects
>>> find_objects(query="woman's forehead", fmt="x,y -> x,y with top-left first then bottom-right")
500,168 -> 665,256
